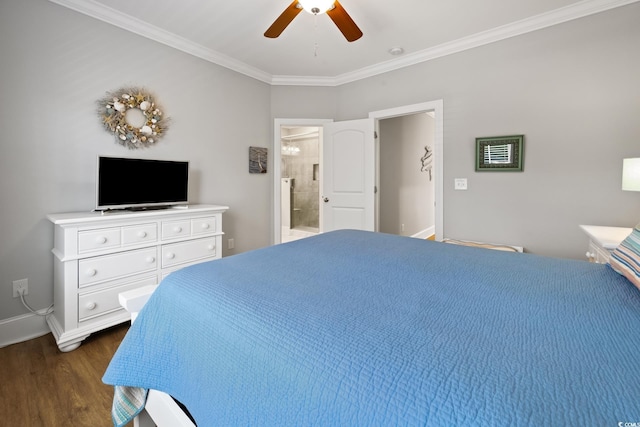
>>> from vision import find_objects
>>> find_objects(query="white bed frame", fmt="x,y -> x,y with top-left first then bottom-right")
119,285 -> 196,427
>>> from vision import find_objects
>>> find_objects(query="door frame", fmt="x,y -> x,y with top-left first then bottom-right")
273,99 -> 444,244
369,100 -> 444,241
273,118 -> 333,244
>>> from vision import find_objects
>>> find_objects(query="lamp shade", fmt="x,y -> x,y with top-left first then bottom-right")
298,0 -> 335,14
622,158 -> 640,191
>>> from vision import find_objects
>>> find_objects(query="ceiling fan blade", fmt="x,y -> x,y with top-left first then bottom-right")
264,0 -> 303,38
326,0 -> 362,42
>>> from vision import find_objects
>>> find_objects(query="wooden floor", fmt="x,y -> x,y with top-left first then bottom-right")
0,323 -> 131,427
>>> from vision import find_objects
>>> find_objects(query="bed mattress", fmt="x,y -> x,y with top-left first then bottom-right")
104,230 -> 640,426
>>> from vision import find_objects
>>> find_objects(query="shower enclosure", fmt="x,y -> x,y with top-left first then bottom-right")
280,127 -> 320,242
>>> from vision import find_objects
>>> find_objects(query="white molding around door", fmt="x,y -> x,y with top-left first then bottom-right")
274,100 -> 443,244
369,100 -> 444,241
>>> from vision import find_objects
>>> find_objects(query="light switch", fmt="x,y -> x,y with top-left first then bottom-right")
454,178 -> 468,190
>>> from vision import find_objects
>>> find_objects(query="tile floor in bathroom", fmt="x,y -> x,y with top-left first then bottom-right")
281,226 -> 319,243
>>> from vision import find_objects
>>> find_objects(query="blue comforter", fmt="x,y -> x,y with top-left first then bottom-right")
103,230 -> 640,426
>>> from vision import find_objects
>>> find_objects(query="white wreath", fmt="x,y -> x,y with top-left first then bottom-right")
98,87 -> 169,149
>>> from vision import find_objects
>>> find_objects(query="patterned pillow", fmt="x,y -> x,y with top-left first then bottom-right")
609,225 -> 640,291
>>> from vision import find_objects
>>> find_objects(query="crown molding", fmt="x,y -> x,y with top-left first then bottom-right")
49,0 -> 639,87
280,0 -> 640,86
47,0 -> 272,84
270,75 -> 338,87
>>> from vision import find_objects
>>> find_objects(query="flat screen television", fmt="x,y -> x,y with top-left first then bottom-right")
96,156 -> 189,211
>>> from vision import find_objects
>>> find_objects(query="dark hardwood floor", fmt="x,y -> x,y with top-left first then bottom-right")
0,323 -> 132,426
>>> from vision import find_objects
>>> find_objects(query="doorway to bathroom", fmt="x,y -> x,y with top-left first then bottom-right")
280,125 -> 322,243
273,100 -> 443,245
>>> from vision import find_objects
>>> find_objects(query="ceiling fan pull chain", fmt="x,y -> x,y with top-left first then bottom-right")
313,14 -> 319,57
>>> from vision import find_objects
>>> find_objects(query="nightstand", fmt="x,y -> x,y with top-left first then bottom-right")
579,225 -> 632,264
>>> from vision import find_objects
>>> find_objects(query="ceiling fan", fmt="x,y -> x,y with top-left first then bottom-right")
264,0 -> 363,42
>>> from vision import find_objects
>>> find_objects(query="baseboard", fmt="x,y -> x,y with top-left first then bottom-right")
412,226 -> 435,240
0,311 -> 50,348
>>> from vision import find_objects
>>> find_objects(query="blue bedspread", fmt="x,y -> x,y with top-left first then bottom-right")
103,230 -> 640,426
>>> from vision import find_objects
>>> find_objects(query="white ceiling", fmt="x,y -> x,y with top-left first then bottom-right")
49,0 -> 638,86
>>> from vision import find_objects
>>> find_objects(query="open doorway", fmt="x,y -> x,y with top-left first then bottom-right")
273,100 -> 443,244
280,126 -> 321,243
273,119 -> 333,244
370,100 -> 444,241
378,112 -> 436,239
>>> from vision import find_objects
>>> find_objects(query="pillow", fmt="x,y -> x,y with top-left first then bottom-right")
609,224 -> 640,291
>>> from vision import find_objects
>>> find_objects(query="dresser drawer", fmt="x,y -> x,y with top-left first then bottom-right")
162,237 -> 217,268
78,276 -> 157,321
78,247 -> 158,287
122,223 -> 157,246
78,227 -> 121,253
47,204 -> 227,352
162,219 -> 191,240
191,216 -> 217,236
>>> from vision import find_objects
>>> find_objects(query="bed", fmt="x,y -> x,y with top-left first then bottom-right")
103,229 -> 640,426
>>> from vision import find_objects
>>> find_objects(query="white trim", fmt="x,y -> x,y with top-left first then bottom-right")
369,100 -> 444,241
270,75 -> 338,87
47,0 -> 272,84
412,226 -> 436,240
0,311 -> 50,348
49,0 -> 639,86
328,0 -> 640,86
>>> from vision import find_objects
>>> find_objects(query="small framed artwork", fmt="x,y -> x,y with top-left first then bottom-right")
475,135 -> 524,172
249,146 -> 268,174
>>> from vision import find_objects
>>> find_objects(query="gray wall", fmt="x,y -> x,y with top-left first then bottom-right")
275,3 -> 640,258
379,114 -> 435,236
0,0 -> 271,321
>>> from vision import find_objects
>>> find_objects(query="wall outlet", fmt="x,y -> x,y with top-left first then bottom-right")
454,178 -> 468,190
13,278 -> 28,298
227,238 -> 235,250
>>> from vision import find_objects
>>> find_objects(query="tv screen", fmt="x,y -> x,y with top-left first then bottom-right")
96,156 -> 189,211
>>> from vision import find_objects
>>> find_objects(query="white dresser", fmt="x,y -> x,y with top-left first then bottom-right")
579,224 -> 632,264
47,204 -> 228,351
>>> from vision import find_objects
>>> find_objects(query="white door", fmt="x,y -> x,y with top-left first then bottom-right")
322,118 -> 375,232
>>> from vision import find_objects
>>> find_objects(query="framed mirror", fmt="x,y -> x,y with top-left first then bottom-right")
475,135 -> 524,171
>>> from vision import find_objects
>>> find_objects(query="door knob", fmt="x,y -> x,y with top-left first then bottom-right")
323,197 -> 329,203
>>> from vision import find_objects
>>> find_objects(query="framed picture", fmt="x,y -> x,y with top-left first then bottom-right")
475,135 -> 524,172
249,147 -> 268,174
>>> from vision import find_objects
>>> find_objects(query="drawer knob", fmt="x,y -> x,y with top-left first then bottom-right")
201,223 -> 210,229
146,256 -> 156,264
86,268 -> 97,277
96,236 -> 107,244
173,226 -> 182,233
166,252 -> 176,259
207,244 -> 215,251
85,302 -> 96,310
138,231 -> 148,238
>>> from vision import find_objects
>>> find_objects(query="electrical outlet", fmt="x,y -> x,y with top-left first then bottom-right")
454,178 -> 468,190
227,238 -> 235,250
13,278 -> 28,298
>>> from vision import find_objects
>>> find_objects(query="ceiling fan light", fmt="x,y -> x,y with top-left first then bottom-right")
298,0 -> 335,15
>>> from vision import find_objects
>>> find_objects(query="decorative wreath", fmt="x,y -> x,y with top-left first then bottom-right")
97,87 -> 169,149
